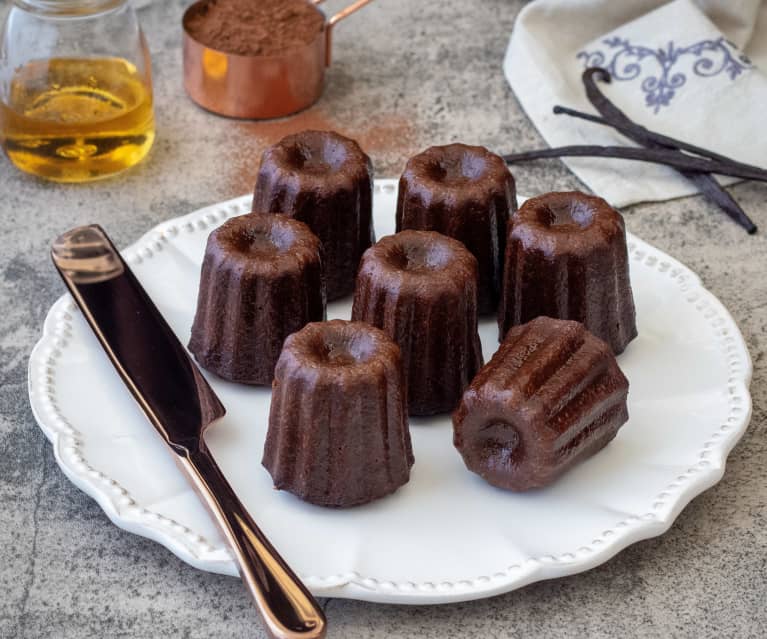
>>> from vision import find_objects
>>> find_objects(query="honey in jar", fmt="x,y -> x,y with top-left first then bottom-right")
0,0 -> 155,182
1,57 -> 155,182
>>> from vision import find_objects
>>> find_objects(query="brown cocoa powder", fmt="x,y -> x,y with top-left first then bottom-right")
225,108 -> 420,194
186,0 -> 325,56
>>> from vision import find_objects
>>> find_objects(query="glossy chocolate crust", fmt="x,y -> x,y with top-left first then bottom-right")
262,320 -> 414,508
252,130 -> 374,301
352,230 -> 483,416
395,143 -> 517,315
498,191 -> 637,354
188,213 -> 325,385
453,317 -> 629,491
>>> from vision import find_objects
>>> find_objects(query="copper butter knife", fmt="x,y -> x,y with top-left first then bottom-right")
51,225 -> 326,639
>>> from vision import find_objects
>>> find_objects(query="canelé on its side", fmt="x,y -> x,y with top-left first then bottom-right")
454,316 -> 629,491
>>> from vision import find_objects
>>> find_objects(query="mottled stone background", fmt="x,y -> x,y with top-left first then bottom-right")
1,1 -> 765,637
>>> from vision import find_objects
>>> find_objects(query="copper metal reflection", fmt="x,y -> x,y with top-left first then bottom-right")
51,225 -> 326,639
182,0 -> 374,119
52,226 -> 124,284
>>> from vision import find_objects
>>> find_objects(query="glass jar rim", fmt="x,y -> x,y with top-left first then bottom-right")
12,0 -> 129,17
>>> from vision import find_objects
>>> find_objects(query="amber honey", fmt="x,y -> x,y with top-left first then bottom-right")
0,57 -> 155,182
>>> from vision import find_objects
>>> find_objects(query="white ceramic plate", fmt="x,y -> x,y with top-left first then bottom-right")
28,180 -> 752,604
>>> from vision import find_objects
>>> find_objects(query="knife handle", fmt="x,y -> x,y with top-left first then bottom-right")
177,444 -> 327,639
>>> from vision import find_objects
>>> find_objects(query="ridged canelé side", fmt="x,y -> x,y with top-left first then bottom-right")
351,230 -> 483,416
252,130 -> 374,301
454,317 -> 629,491
188,213 -> 325,385
498,191 -> 637,354
262,320 -> 413,508
396,143 -> 516,314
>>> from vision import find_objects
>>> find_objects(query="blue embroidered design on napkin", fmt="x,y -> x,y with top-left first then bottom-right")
577,37 -> 753,113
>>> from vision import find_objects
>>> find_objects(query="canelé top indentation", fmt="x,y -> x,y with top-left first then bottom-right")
404,143 -> 512,195
226,225 -> 295,258
423,151 -> 488,185
511,191 -> 625,254
270,130 -> 369,181
385,241 -> 452,273
212,213 -> 321,269
283,320 -> 399,373
364,230 -> 477,289
282,139 -> 347,175
474,421 -> 522,469
535,199 -> 595,230
313,333 -> 375,366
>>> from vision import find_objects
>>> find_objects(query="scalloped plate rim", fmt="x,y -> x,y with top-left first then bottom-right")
28,182 -> 753,604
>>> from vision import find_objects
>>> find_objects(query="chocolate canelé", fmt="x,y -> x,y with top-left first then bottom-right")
262,320 -> 413,508
498,191 -> 637,354
352,230 -> 483,416
253,130 -> 374,301
453,316 -> 629,491
189,212 -> 325,385
396,143 -> 517,315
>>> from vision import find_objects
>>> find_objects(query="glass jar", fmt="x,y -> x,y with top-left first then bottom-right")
0,0 -> 155,182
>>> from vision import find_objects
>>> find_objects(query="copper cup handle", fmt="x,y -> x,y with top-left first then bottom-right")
313,0 -> 375,66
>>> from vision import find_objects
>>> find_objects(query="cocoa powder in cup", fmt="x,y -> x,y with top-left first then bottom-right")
185,0 -> 325,57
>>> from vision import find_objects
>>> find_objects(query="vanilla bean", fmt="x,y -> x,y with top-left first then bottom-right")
687,175 -> 757,233
583,68 -> 767,177
574,69 -> 758,233
502,145 -> 767,183
553,105 -> 610,126
552,105 -> 757,233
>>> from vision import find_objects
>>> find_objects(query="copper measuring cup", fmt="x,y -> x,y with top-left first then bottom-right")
182,0 -> 374,119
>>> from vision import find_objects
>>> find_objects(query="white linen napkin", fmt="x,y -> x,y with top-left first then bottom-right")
504,0 -> 767,206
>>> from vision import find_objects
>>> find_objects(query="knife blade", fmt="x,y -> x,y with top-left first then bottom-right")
51,224 -> 326,639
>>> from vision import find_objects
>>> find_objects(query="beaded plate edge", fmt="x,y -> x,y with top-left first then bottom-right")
28,182 -> 753,604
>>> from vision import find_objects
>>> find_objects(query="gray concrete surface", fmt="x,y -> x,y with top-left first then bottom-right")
1,0 -> 765,637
